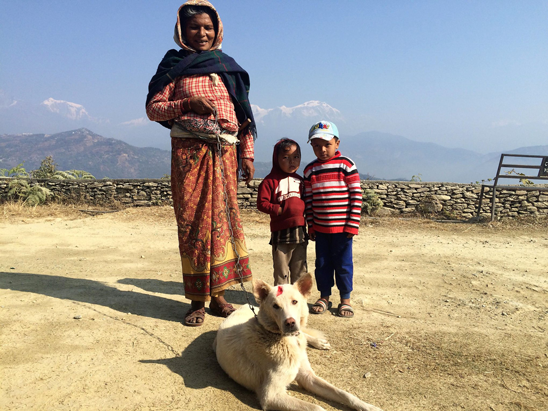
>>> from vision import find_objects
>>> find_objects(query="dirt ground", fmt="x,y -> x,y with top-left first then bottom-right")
1,204 -> 547,411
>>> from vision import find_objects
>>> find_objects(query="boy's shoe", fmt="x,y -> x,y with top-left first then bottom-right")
310,298 -> 332,314
337,303 -> 354,318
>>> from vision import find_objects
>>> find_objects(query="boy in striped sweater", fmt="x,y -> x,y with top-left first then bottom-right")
303,121 -> 362,318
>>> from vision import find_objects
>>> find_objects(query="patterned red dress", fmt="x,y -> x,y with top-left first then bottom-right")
147,74 -> 253,302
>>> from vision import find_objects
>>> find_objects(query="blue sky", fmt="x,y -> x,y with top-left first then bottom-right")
1,0 -> 547,154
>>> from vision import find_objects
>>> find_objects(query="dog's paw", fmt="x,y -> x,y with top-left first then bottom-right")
309,337 -> 330,350
317,338 -> 331,350
303,329 -> 331,350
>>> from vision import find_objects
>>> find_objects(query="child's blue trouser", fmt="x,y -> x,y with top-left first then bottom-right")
314,231 -> 353,300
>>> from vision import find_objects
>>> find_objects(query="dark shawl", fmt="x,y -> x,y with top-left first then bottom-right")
146,49 -> 256,140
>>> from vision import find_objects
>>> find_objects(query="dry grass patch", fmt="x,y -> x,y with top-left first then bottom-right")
362,214 -> 548,233
1,202 -> 86,221
2,201 -> 548,234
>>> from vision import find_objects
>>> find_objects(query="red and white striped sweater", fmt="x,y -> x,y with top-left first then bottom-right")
303,151 -> 362,235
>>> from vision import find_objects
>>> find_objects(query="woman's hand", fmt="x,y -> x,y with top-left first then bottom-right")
187,97 -> 216,115
241,159 -> 255,184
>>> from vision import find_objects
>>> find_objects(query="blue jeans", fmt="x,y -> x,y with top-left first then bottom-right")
314,232 -> 353,299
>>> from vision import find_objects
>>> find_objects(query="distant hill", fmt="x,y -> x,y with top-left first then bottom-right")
1,128 -> 546,183
308,131 -> 548,183
3,95 -> 547,182
0,128 -> 170,179
253,161 -> 377,180
251,102 -> 548,182
337,131 -> 484,182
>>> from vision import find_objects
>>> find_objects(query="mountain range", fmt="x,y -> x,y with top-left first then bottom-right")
1,127 -> 547,182
0,129 -> 170,179
1,93 -> 547,182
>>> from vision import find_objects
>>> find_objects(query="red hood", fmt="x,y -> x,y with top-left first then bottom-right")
269,139 -> 302,180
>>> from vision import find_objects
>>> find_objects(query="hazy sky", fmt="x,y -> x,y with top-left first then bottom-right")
1,0 -> 547,153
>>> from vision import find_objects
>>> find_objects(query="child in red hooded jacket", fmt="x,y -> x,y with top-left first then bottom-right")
257,138 -> 308,285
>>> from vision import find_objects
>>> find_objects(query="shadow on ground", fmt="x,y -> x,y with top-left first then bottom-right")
0,271 -> 186,322
140,330 -> 260,410
117,278 -> 258,307
118,278 -> 184,295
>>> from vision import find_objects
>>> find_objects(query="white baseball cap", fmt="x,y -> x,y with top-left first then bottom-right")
308,121 -> 339,142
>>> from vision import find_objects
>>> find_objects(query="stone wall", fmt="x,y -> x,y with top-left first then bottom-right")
361,181 -> 548,219
1,178 -> 547,219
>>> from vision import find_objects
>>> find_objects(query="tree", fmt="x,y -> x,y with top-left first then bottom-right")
31,156 -> 58,179
30,156 -> 96,180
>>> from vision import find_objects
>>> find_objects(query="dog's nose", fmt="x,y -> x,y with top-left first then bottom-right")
284,318 -> 296,329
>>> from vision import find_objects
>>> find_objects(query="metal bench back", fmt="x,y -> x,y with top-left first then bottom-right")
477,154 -> 548,220
493,154 -> 548,186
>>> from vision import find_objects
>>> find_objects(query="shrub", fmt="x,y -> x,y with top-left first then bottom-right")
1,163 -> 29,178
51,170 -> 96,180
417,195 -> 443,216
362,189 -> 383,215
7,179 -> 52,206
31,156 -> 96,180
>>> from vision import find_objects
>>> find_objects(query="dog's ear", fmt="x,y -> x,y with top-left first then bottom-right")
253,279 -> 271,303
296,273 -> 313,298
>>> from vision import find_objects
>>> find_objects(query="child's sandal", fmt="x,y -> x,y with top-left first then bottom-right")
337,303 -> 354,318
310,298 -> 332,314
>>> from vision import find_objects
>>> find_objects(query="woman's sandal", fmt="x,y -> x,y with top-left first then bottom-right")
337,303 -> 355,318
209,300 -> 236,318
310,298 -> 332,314
184,307 -> 206,327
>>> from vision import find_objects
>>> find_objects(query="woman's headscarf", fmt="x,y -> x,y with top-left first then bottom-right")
174,0 -> 224,52
147,0 -> 256,140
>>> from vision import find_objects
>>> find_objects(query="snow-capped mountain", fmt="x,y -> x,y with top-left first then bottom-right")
0,92 -> 100,136
41,98 -> 91,121
2,91 -> 548,182
251,100 -> 346,161
252,100 -> 343,123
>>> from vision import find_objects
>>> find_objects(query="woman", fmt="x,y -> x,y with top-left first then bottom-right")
146,0 -> 256,326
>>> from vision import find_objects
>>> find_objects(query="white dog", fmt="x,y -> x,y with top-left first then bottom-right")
213,273 -> 383,411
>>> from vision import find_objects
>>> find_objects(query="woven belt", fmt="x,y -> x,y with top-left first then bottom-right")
170,122 -> 239,145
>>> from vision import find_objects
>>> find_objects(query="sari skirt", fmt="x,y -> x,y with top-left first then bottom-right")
171,137 -> 252,302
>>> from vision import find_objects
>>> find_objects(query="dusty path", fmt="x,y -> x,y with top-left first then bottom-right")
1,205 -> 547,410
